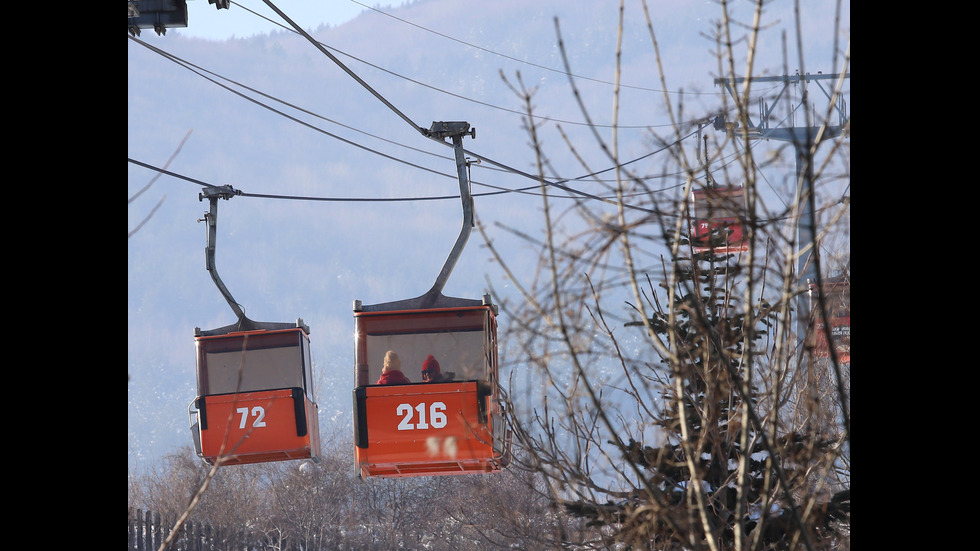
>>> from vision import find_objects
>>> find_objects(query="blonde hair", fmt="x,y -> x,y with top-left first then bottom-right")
382,350 -> 401,372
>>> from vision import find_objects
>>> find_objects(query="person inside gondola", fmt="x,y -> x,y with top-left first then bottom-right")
376,350 -> 411,385
421,355 -> 455,383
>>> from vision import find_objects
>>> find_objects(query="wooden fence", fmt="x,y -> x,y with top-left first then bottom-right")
127,508 -> 296,551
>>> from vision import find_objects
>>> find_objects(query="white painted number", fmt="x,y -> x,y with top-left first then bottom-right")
236,406 -> 267,429
396,402 -> 447,430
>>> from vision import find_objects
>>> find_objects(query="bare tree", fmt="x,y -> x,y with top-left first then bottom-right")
127,129 -> 191,238
423,459 -> 572,550
480,1 -> 850,549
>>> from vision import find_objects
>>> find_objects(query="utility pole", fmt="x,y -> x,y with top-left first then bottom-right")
714,72 -> 850,350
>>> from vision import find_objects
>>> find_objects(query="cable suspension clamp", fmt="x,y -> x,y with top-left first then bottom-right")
199,185 -> 240,202
426,121 -> 476,141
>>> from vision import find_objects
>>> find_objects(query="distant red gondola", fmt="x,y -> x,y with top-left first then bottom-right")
690,185 -> 749,254
809,275 -> 849,365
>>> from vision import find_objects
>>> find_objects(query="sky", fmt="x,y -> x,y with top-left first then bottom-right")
169,0 -> 414,41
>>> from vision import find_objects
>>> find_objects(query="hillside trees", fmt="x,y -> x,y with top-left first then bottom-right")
128,438 -> 563,550
481,1 -> 850,549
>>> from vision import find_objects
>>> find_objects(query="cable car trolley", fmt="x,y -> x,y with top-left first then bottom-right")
189,185 -> 320,467
353,122 -> 511,478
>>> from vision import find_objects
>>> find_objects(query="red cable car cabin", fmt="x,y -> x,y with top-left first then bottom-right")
690,186 -> 749,254
810,276 -> 850,365
352,294 -> 510,478
190,321 -> 320,466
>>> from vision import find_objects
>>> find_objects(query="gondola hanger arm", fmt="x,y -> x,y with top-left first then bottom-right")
199,186 -> 246,323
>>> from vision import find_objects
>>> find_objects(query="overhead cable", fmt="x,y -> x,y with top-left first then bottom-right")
262,0 -> 430,139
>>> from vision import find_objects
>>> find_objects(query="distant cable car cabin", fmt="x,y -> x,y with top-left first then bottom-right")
809,274 -> 850,365
690,185 -> 749,254
188,186 -> 320,466
353,122 -> 511,479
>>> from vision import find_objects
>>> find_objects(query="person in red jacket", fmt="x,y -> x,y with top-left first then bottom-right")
376,350 -> 411,385
421,355 -> 455,383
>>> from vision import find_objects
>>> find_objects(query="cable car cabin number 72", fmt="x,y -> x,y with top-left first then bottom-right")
191,325 -> 321,467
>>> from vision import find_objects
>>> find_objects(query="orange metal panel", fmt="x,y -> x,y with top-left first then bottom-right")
355,381 -> 501,478
198,388 -> 319,466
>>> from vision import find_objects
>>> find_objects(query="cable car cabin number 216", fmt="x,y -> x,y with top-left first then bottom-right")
353,302 -> 510,479
397,401 -> 448,430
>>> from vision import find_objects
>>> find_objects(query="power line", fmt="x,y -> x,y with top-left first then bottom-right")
126,34 -> 706,214
129,35 -> 715,189
230,0 -> 712,129
134,3 -> 779,185
127,156 -> 495,201
262,0 -> 430,138
260,0 -> 669,214
132,26 -> 670,211
130,35 -> 456,177
128,154 -> 841,242
349,0 -> 718,97
129,5 -> 770,214
127,33 -> 754,216
126,154 -> 653,206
